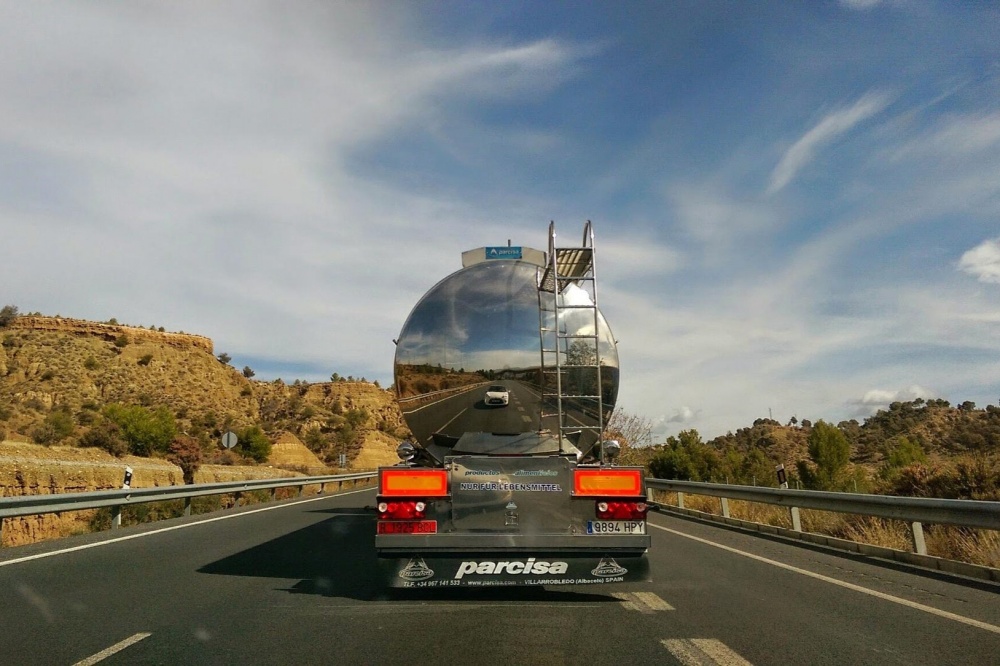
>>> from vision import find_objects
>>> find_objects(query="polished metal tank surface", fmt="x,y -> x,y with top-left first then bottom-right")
393,260 -> 618,454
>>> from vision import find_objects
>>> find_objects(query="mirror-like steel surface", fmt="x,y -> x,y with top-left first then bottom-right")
394,261 -> 619,452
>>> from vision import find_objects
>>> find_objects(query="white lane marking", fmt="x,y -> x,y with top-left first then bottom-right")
0,487 -> 375,568
612,591 -> 674,613
649,522 -> 1000,636
635,591 -> 675,611
429,407 -> 469,441
400,384 -> 485,415
661,639 -> 753,666
73,632 -> 151,666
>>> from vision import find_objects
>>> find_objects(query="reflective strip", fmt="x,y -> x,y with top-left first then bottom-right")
380,469 -> 448,496
573,469 -> 642,496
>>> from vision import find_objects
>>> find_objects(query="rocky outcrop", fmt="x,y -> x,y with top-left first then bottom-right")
9,316 -> 213,354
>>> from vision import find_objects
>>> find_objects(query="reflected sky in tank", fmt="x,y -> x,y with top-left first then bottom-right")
394,261 -> 618,375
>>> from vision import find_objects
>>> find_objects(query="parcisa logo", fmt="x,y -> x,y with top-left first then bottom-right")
454,559 -> 569,579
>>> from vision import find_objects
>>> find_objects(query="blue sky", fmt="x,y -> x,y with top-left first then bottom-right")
1,1 -> 999,440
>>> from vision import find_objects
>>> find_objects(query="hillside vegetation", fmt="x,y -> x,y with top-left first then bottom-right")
0,310 -> 407,473
633,401 -> 1000,502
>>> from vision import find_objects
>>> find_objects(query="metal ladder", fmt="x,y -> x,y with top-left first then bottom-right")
537,221 -> 606,460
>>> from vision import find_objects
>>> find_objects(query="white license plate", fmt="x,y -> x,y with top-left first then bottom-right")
587,520 -> 645,535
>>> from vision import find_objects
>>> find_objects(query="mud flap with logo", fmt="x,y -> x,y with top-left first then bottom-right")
380,554 -> 650,588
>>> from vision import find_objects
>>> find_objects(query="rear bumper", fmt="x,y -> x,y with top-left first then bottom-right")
379,552 -> 650,588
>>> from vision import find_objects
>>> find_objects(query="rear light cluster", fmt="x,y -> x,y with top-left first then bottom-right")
377,500 -> 426,520
596,500 -> 648,520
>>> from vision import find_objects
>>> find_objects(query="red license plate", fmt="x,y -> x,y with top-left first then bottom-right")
377,520 -> 437,535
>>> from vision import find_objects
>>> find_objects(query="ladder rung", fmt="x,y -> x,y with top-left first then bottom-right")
557,334 -> 598,339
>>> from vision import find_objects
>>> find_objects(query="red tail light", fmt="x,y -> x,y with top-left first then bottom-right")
377,500 -> 427,520
596,500 -> 648,520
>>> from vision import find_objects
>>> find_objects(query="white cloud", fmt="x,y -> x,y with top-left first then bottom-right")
667,406 -> 699,424
958,238 -> 1000,284
848,385 -> 935,417
767,91 -> 892,195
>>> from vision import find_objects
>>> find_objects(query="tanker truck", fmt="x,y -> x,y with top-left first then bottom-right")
377,222 -> 650,588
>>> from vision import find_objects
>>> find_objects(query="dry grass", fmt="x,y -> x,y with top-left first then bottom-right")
650,489 -> 1000,569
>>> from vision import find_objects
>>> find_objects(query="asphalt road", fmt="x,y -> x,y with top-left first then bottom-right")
2,487 -> 999,665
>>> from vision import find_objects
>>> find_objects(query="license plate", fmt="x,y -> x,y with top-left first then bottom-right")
587,520 -> 645,535
377,520 -> 437,535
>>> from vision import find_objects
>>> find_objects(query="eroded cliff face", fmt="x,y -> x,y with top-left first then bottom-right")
0,442 -> 299,547
9,317 -> 213,353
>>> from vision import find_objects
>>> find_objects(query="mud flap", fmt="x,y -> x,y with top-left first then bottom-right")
379,554 -> 650,588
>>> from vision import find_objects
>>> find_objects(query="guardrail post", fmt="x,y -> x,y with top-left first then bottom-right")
184,497 -> 192,517
270,488 -> 277,501
233,492 -> 241,507
646,486 -> 654,503
320,482 -> 327,494
297,485 -> 304,498
0,517 -> 5,547
112,505 -> 122,529
720,497 -> 730,518
790,506 -> 802,532
910,521 -> 927,555
677,492 -> 685,509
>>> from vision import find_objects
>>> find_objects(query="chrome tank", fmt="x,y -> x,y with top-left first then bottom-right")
393,259 -> 619,458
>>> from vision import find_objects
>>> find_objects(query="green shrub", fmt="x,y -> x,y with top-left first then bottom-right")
102,403 -> 177,456
237,425 -> 272,463
31,423 -> 58,445
138,353 -> 154,366
83,356 -> 99,370
40,369 -> 55,381
114,334 -> 130,348
79,421 -> 128,457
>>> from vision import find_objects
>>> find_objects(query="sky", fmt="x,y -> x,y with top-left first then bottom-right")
2,1 -> 999,441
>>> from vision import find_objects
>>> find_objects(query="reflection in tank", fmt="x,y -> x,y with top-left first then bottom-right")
394,260 -> 618,458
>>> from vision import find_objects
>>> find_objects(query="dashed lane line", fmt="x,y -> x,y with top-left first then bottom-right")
72,632 -> 151,666
649,522 -> 1000,636
612,591 -> 675,613
662,639 -> 753,666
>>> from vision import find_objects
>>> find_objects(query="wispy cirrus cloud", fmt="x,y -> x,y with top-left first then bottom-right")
767,91 -> 892,195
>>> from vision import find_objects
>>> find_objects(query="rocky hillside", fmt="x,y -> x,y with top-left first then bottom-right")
0,314 -> 407,470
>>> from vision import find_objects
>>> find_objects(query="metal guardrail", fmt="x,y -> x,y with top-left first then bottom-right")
0,472 -> 377,545
645,478 -> 1000,556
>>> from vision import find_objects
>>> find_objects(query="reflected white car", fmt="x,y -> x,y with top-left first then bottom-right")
484,385 -> 510,407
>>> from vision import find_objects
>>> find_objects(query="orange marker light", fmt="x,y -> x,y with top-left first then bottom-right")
380,469 -> 448,496
573,469 -> 642,496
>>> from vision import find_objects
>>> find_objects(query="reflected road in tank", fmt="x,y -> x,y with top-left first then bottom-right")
399,380 -> 541,443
